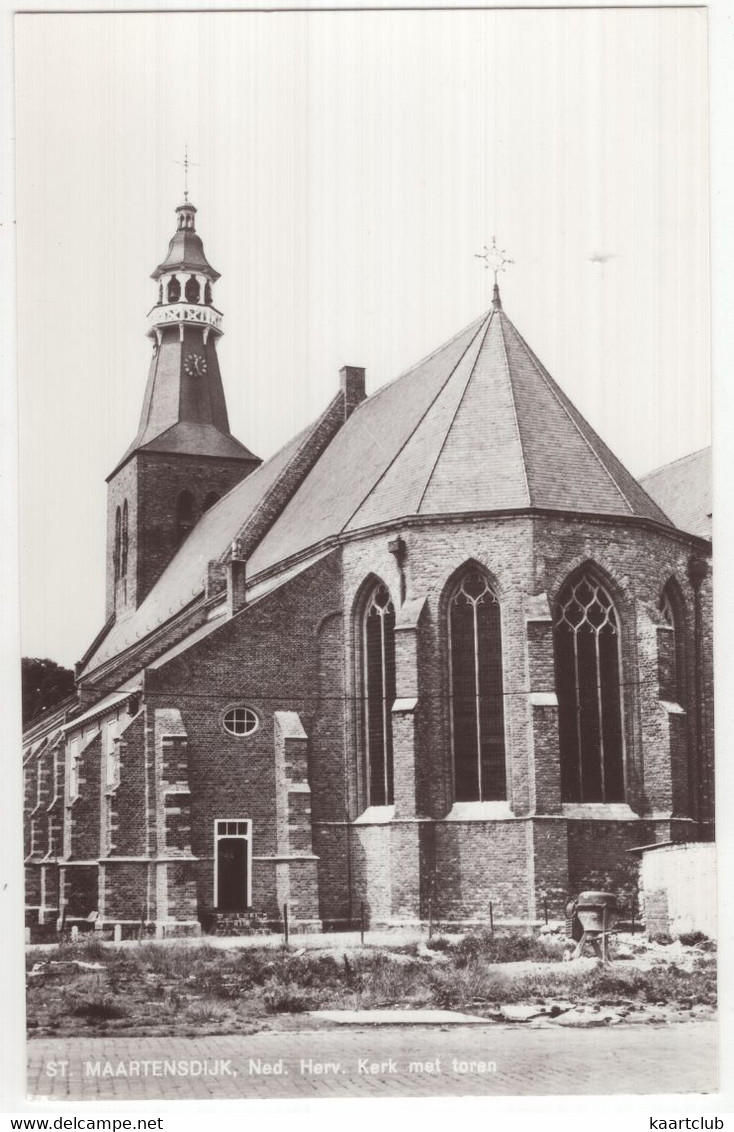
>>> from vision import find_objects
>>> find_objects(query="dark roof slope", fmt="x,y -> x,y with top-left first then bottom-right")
84,300 -> 677,676
246,305 -> 671,576
640,447 -> 712,539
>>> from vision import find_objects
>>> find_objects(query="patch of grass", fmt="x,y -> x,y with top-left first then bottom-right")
678,931 -> 712,948
428,962 -> 504,1008
72,996 -> 127,1022
185,1001 -> 230,1025
262,981 -> 319,1014
424,936 -> 452,951
26,929 -> 717,1037
452,928 -> 564,967
360,955 -> 428,1007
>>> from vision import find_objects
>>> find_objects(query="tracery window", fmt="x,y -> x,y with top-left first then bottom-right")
553,572 -> 625,803
120,500 -> 129,578
658,586 -> 686,704
448,569 -> 506,801
362,582 -> 396,806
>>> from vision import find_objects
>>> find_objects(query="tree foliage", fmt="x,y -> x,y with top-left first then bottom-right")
21,657 -> 75,726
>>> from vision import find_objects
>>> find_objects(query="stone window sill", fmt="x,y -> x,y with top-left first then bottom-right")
445,801 -> 513,821
660,700 -> 686,715
353,805 -> 395,825
561,803 -> 639,820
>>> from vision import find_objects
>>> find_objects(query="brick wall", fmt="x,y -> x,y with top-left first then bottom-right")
566,820 -> 649,912
32,493 -> 712,929
101,862 -> 149,922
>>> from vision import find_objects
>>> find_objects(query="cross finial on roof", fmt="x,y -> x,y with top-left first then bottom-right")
173,144 -> 198,203
475,236 -> 514,309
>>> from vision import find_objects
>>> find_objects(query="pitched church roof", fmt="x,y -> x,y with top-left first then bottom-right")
82,294 -> 678,677
246,302 -> 671,576
640,447 -> 712,539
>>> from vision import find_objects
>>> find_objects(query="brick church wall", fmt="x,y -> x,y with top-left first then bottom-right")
109,712 -> 148,857
566,820 -> 652,912
69,733 -> 102,861
44,497 -> 711,929
148,551 -> 342,916
102,862 -> 149,922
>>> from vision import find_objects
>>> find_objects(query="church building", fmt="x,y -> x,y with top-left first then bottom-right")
23,200 -> 714,935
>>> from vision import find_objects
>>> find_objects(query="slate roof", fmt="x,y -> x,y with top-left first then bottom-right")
245,304 -> 671,576
152,203 -> 220,281
82,300 -> 675,676
113,422 -> 258,475
639,447 -> 712,539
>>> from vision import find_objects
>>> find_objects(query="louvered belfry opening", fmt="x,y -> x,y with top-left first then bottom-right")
448,569 -> 507,802
363,582 -> 396,806
554,571 -> 625,802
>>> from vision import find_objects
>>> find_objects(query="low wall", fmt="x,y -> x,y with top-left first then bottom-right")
640,842 -> 716,939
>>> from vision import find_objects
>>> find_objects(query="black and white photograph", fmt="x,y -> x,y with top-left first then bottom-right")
5,1 -> 728,1115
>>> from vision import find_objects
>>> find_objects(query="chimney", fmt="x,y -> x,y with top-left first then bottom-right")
227,537 -> 247,616
340,365 -> 366,420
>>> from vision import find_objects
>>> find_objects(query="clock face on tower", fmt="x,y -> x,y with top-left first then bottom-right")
184,351 -> 208,377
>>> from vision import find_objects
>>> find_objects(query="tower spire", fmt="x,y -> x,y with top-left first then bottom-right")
105,197 -> 260,617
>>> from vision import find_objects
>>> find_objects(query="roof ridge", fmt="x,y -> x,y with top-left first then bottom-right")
415,314 -> 493,513
354,311 -> 490,410
341,315 -> 491,533
497,311 -> 531,508
500,313 -> 636,518
639,445 -> 711,481
221,388 -> 349,562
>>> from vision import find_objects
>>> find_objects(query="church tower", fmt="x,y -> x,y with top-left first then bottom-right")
105,199 -> 260,617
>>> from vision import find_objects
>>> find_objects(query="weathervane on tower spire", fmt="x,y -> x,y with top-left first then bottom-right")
475,236 -> 513,310
174,144 -> 198,203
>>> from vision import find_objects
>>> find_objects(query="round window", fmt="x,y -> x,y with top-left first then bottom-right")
222,706 -> 259,737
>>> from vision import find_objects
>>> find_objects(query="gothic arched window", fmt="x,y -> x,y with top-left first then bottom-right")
120,500 -> 129,578
448,569 -> 506,802
167,275 -> 181,303
185,275 -> 200,303
176,491 -> 196,544
362,582 -> 396,806
659,584 -> 686,705
113,507 -> 122,583
553,571 -> 625,803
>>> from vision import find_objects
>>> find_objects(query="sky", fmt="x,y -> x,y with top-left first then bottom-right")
14,7 -> 710,668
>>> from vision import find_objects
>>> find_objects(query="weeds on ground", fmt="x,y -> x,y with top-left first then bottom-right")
451,928 -> 564,967
26,927 -> 717,1036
